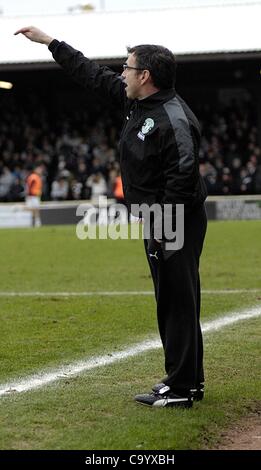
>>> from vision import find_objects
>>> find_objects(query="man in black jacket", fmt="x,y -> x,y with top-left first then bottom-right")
15,26 -> 208,408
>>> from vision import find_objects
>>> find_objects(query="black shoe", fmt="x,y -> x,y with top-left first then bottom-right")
190,383 -> 204,401
134,383 -> 193,408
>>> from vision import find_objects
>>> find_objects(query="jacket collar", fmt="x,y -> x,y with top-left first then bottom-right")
135,88 -> 176,110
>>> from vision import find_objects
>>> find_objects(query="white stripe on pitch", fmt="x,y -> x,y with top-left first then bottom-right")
0,306 -> 260,398
0,291 -> 153,297
0,289 -> 260,297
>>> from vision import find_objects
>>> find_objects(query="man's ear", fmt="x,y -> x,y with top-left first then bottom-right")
140,69 -> 151,85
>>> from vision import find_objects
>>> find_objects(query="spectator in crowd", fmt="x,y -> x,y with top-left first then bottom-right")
51,176 -> 69,200
0,166 -> 14,201
9,176 -> 25,202
86,172 -> 107,199
69,179 -> 83,200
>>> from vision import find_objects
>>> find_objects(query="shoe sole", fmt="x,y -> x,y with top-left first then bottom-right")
135,399 -> 193,408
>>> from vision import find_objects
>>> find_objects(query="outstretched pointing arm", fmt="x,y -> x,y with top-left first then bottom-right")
14,26 -> 126,106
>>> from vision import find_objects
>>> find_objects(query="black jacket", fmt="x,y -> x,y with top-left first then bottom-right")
49,40 -> 207,215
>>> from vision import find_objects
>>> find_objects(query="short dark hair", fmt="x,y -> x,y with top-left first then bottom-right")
127,44 -> 176,90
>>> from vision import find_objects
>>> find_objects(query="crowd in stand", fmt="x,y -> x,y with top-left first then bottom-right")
0,91 -> 260,203
197,100 -> 261,195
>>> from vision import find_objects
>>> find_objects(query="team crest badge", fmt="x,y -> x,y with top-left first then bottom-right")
137,118 -> 155,141
141,118 -> 155,134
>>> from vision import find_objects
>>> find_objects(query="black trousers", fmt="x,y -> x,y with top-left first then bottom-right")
144,204 -> 207,392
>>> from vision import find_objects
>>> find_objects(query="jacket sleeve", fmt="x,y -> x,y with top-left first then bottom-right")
48,40 -> 126,107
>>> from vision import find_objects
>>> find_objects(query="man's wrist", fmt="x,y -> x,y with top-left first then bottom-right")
44,36 -> 54,46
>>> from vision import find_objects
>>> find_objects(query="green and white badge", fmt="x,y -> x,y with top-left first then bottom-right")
142,118 -> 155,134
137,118 -> 155,141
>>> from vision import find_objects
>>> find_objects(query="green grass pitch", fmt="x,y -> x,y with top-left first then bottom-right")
0,220 -> 260,449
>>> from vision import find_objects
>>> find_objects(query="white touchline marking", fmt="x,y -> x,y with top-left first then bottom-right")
0,306 -> 260,397
1,291 -> 155,297
202,289 -> 261,294
0,289 -> 260,297
202,307 -> 261,332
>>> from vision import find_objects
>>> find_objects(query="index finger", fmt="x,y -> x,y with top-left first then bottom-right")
14,27 -> 31,35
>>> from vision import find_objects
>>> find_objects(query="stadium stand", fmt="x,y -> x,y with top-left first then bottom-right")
0,88 -> 260,201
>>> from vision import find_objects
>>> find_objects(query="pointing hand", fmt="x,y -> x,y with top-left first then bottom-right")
14,26 -> 54,46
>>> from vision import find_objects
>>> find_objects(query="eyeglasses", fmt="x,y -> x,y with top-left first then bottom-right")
122,63 -> 145,71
